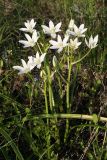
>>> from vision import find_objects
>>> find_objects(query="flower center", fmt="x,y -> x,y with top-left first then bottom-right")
51,28 -> 55,34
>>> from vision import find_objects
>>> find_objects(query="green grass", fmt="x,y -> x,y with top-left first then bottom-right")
0,0 -> 107,159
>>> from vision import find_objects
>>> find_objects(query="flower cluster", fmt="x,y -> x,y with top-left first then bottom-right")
13,19 -> 46,74
13,18 -> 98,75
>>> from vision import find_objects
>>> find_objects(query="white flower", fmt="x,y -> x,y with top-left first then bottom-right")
19,30 -> 39,48
13,59 -> 34,75
20,19 -> 36,33
69,38 -> 81,50
42,20 -> 62,38
49,35 -> 68,53
85,35 -> 98,49
28,52 -> 46,69
69,24 -> 87,37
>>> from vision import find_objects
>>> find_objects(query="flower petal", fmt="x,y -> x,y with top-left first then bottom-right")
49,20 -> 54,29
55,22 -> 62,32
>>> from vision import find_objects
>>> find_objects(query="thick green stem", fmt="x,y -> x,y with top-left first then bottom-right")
34,114 -> 107,123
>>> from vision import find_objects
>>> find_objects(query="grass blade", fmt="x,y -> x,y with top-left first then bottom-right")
0,128 -> 24,160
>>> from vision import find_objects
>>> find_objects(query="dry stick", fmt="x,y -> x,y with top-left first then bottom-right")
79,127 -> 99,160
79,103 -> 107,160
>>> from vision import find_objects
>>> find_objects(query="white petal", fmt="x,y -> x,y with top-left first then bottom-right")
40,53 -> 46,62
79,24 -> 84,30
36,52 -> 40,59
41,25 -> 50,33
19,40 -> 32,47
58,47 -> 63,53
19,28 -> 28,32
37,64 -> 41,69
80,34 -> 85,37
81,28 -> 87,34
63,36 -> 69,44
19,40 -> 26,44
69,31 -> 75,36
18,71 -> 25,75
50,46 -> 58,49
78,42 -> 82,46
55,22 -> 62,32
94,35 -> 98,43
89,35 -> 93,44
73,24 -> 78,33
32,30 -> 39,42
21,59 -> 27,68
24,22 -> 29,28
85,38 -> 89,47
28,56 -> 34,64
19,40 -> 28,45
51,33 -> 56,38
30,19 -> 36,28
49,20 -> 54,29
25,34 -> 32,41
68,19 -> 74,29
13,66 -> 23,71
49,40 -> 58,46
57,35 -> 62,43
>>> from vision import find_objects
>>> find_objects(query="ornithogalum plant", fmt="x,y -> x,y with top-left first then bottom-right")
13,18 -> 99,158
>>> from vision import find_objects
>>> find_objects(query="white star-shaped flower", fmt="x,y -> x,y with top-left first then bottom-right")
49,35 -> 68,53
69,38 -> 81,50
69,24 -> 87,37
85,35 -> 98,49
19,30 -> 39,48
13,59 -> 34,75
20,19 -> 36,33
42,20 -> 62,38
28,52 -> 46,69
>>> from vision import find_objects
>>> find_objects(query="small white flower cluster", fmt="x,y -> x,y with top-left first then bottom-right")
13,18 -> 98,75
19,19 -> 39,48
13,19 -> 46,75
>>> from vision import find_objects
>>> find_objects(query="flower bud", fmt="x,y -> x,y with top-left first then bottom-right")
40,70 -> 46,78
52,56 -> 57,68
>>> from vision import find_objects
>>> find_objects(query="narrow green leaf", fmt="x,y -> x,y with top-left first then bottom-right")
0,128 -> 24,160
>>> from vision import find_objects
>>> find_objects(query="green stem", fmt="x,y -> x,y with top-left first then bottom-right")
66,62 -> 72,112
65,60 -> 72,141
56,75 -> 64,114
64,49 -> 91,141
71,49 -> 91,65
44,81 -> 48,115
67,46 -> 70,69
36,42 -> 42,54
34,114 -> 107,123
27,73 -> 34,108
57,70 -> 67,84
46,65 -> 54,112
44,80 -> 50,159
